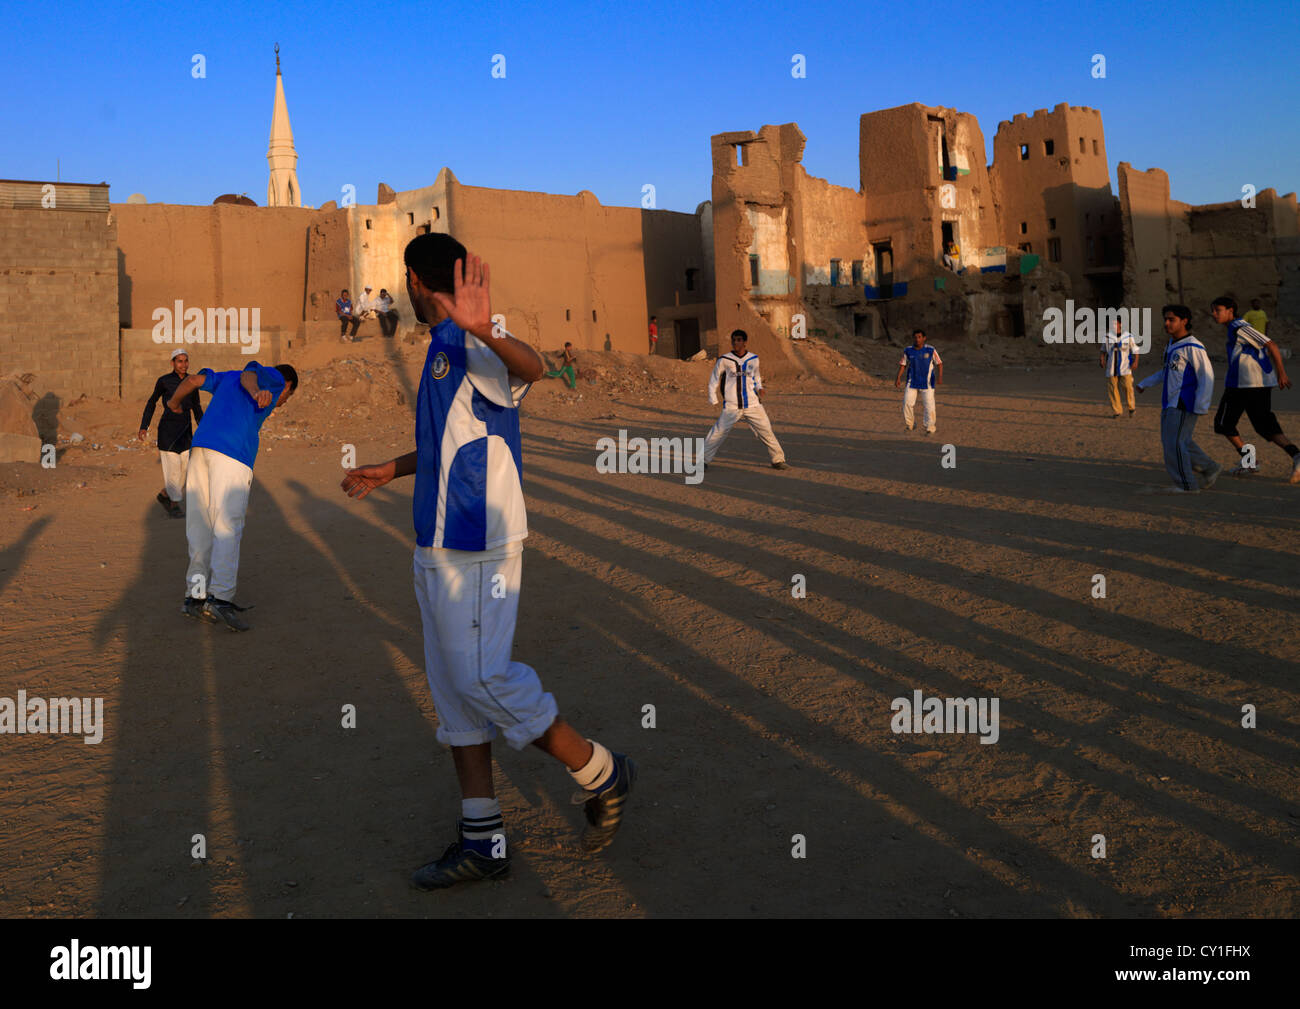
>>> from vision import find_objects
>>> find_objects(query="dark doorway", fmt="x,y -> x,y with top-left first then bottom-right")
676,318 -> 701,359
873,242 -> 894,299
941,221 -> 954,254
1008,304 -> 1025,339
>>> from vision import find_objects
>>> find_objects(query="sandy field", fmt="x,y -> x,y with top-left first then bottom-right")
1,332 -> 1297,918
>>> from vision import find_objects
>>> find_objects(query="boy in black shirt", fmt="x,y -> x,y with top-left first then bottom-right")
138,349 -> 204,517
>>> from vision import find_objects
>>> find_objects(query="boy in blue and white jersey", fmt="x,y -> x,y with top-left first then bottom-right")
1135,305 -> 1221,494
1100,318 -> 1140,418
341,234 -> 635,890
894,328 -> 942,434
1208,296 -> 1299,483
701,329 -> 788,469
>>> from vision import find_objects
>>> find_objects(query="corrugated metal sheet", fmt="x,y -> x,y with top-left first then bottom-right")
0,180 -> 110,211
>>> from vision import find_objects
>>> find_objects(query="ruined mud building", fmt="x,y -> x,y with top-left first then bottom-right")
4,78 -> 1298,407
713,102 -> 1298,374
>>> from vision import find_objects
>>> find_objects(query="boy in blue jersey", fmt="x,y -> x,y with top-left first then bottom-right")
166,360 -> 298,630
1135,305 -> 1221,494
341,233 -> 636,890
894,329 -> 942,434
1208,296 -> 1299,483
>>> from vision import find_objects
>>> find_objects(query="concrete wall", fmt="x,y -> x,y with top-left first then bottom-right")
0,202 -> 119,400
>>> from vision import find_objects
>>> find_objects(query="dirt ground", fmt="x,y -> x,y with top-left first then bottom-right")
1,332 -> 1298,918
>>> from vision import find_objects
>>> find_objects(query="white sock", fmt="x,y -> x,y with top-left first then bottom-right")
461,797 -> 502,842
569,739 -> 615,792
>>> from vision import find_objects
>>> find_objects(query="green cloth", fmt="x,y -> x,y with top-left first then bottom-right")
1019,254 -> 1040,275
546,365 -> 577,389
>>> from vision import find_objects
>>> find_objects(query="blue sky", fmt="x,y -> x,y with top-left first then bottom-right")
4,0 -> 1295,212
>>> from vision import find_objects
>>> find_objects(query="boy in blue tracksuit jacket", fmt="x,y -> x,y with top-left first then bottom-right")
1136,304 -> 1219,494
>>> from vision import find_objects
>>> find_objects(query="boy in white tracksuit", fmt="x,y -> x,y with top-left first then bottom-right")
1136,304 -> 1220,494
702,329 -> 788,469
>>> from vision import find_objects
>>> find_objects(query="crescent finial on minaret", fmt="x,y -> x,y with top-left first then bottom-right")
275,43 -> 280,74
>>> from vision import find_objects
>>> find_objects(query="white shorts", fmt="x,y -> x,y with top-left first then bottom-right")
412,540 -> 557,750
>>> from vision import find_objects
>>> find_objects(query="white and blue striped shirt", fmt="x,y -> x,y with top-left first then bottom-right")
1136,335 -> 1214,414
709,352 -> 763,409
1103,332 -> 1138,377
1224,319 -> 1276,389
413,319 -> 530,552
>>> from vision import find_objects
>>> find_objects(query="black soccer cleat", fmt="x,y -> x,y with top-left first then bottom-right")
578,752 -> 637,853
204,599 -> 250,632
411,837 -> 511,890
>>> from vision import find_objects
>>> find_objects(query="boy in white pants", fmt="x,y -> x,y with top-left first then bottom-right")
895,328 -> 942,434
341,234 -> 636,891
138,349 -> 204,518
702,329 -> 788,470
166,361 -> 297,629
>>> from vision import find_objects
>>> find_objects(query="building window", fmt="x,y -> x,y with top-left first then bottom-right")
830,259 -> 841,286
851,260 -> 863,286
365,219 -> 372,230
1101,236 -> 1110,262
1048,237 -> 1061,262
1079,136 -> 1085,154
749,254 -> 760,286
1048,217 -> 1056,231
1019,144 -> 1029,160
1087,237 -> 1095,263
1092,139 -> 1099,155
1043,139 -> 1054,155
432,207 -> 440,220
735,144 -> 749,167
407,212 -> 415,225
592,309 -> 597,322
565,309 -> 570,321
1019,243 -> 1032,253
685,268 -> 697,291
1020,221 -> 1027,234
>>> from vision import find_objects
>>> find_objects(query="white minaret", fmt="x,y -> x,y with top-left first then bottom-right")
266,44 -> 301,207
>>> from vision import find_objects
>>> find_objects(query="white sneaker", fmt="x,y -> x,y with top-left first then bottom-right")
1201,462 -> 1223,489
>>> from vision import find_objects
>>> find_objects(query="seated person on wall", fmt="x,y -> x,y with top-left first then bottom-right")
545,342 -> 578,389
356,285 -> 377,319
376,288 -> 399,337
337,289 -> 361,341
